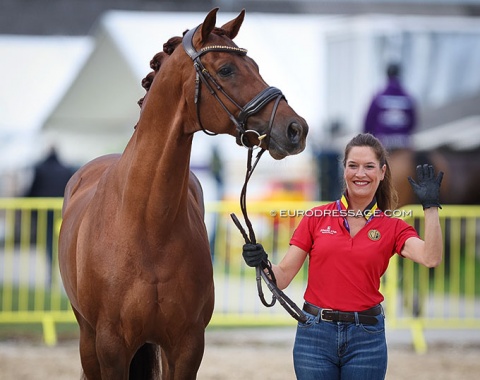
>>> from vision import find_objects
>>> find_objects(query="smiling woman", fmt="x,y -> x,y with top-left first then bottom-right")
344,147 -> 386,204
242,132 -> 444,380
342,133 -> 395,212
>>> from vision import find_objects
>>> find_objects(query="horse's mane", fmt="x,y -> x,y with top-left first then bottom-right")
136,27 -> 228,110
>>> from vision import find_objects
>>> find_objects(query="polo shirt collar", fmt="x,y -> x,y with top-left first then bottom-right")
340,193 -> 378,221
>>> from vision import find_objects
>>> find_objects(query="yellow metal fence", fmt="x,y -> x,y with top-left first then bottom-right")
1,198 -> 479,352
0,198 -> 69,346
382,204 -> 480,352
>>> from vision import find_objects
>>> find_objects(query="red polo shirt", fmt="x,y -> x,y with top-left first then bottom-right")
290,199 -> 418,311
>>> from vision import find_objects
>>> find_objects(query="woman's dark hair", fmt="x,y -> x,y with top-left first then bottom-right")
342,133 -> 398,211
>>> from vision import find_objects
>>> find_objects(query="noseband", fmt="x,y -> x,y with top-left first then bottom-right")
183,25 -> 306,323
182,25 -> 285,148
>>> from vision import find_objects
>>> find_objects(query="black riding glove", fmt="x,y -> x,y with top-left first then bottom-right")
408,164 -> 444,209
242,243 -> 268,268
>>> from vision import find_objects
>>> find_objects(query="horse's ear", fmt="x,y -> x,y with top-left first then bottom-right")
201,8 -> 218,43
221,9 -> 245,40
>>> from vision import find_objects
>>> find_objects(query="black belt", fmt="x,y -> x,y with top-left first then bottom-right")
303,303 -> 381,325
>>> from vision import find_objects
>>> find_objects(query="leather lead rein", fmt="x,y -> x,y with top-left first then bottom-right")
230,148 -> 307,323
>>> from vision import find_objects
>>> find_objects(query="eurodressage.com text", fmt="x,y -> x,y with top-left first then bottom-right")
271,209 -> 413,218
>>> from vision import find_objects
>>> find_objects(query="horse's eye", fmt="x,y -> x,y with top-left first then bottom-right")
218,66 -> 234,77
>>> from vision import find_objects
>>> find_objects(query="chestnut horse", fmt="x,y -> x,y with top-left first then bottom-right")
58,8 -> 308,380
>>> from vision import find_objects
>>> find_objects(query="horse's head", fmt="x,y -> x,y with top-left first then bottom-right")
181,8 -> 309,160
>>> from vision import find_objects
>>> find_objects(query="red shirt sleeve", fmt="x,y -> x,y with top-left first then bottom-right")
394,218 -> 419,256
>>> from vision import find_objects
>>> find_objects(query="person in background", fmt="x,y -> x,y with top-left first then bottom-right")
364,63 -> 417,151
24,147 -> 74,283
25,148 -> 74,198
242,133 -> 443,379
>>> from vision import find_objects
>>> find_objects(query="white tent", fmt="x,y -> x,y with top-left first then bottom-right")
0,35 -> 92,195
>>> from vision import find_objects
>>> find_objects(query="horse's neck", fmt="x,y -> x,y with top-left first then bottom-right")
109,62 -> 199,226
115,124 -> 194,225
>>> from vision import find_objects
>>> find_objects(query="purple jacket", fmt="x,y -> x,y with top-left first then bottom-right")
364,78 -> 416,150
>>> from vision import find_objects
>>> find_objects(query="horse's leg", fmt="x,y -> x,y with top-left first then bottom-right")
162,327 -> 206,380
72,307 -> 102,380
94,326 -> 132,380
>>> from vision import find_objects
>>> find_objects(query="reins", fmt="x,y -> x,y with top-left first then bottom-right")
230,96 -> 307,324
183,23 -> 307,324
230,147 -> 307,323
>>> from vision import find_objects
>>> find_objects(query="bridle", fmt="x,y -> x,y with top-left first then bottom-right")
182,25 -> 284,148
183,25 -> 307,323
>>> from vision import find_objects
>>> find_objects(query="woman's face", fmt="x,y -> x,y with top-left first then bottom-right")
344,146 -> 386,201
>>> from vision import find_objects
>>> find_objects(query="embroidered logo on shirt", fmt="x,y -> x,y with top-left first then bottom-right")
368,229 -> 381,241
320,226 -> 337,234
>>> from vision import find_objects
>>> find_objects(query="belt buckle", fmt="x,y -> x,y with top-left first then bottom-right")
320,309 -> 334,321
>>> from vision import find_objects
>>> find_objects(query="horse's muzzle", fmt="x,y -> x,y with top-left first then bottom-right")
269,117 -> 308,159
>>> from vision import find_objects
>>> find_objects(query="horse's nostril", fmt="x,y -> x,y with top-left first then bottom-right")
287,122 -> 302,144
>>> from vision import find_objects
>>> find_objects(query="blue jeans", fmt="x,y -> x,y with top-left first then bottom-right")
293,306 -> 387,380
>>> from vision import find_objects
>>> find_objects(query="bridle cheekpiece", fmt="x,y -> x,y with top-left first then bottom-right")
182,25 -> 284,148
